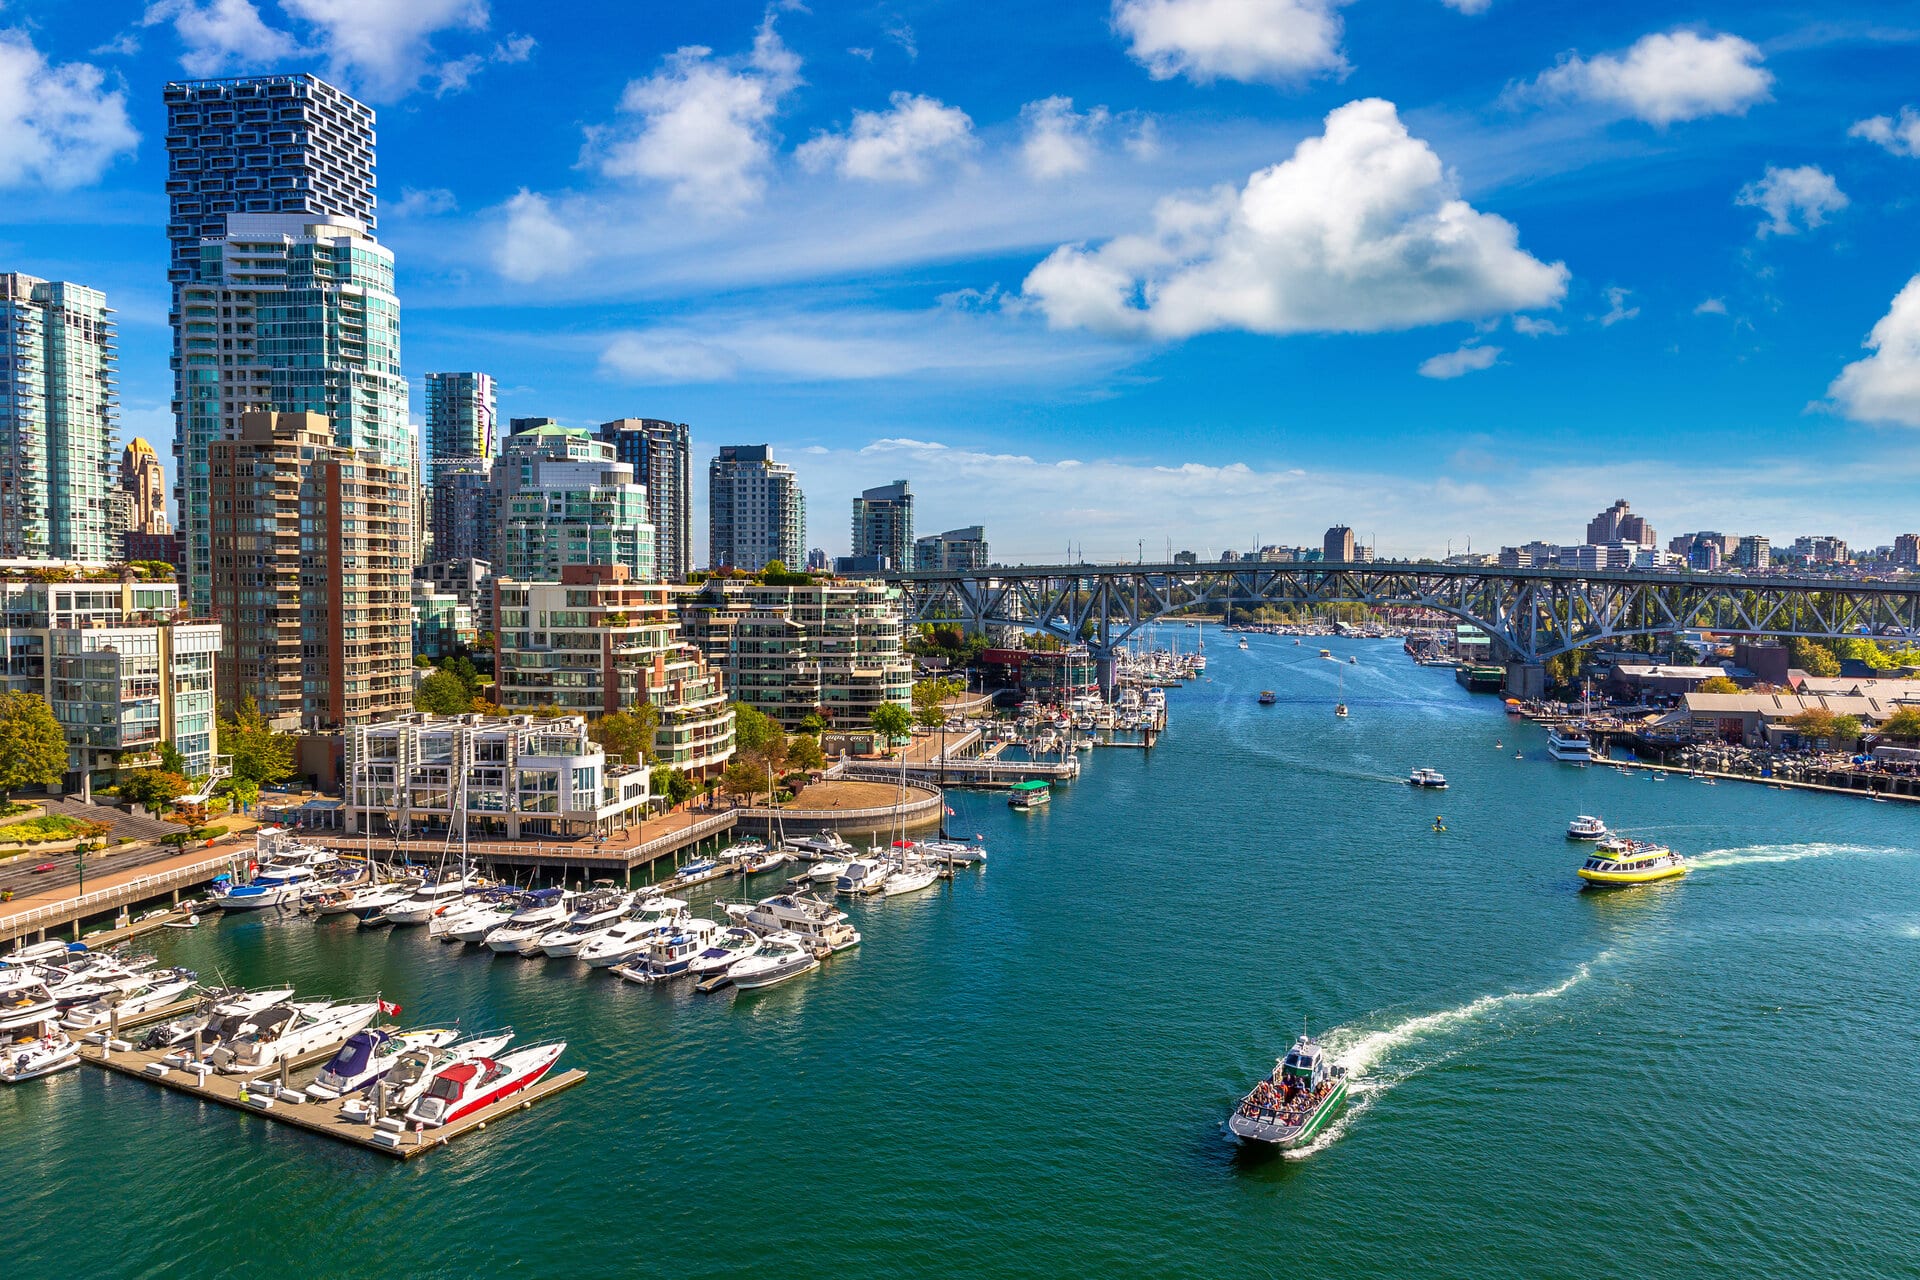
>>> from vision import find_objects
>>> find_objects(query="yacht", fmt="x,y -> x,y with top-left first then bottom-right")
882,860 -> 940,897
139,986 -> 296,1051
0,973 -> 58,1032
4,940 -> 74,968
610,919 -> 724,983
1577,838 -> 1688,888
2,1019 -> 80,1083
1547,727 -> 1596,763
788,833 -> 854,861
485,892 -> 580,954
61,970 -> 198,1032
1228,1033 -> 1350,1148
835,858 -> 892,896
307,1026 -> 460,1100
211,999 -> 381,1073
1566,814 -> 1609,841
211,864 -> 326,912
335,876 -> 424,920
726,931 -> 820,991
534,890 -> 637,958
43,959 -> 156,1010
1407,767 -> 1448,789
404,1041 -> 567,1127
359,1029 -> 514,1118
726,894 -> 860,950
807,858 -> 851,884
685,927 -> 761,979
576,900 -> 690,969
441,893 -> 543,944
379,874 -> 486,926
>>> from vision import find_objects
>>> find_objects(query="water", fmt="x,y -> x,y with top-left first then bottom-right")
7,635 -> 1920,1277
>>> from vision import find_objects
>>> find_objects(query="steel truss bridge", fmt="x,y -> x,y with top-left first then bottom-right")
888,560 -> 1920,672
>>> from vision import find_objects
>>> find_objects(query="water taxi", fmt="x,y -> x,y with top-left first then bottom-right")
1318,649 -> 1333,659
1408,767 -> 1447,789
1547,727 -> 1596,762
1577,837 -> 1687,888
1566,814 -> 1608,840
1257,690 -> 1277,705
1008,780 -> 1051,811
1228,1033 -> 1348,1149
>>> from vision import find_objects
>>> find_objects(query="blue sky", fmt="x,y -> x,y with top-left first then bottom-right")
4,0 -> 1920,562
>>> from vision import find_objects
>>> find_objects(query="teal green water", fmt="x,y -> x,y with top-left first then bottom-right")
7,637 -> 1920,1277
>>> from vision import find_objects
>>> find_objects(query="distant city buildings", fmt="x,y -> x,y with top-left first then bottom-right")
851,479 -> 913,569
493,423 -> 654,582
1733,535 -> 1771,570
1323,525 -> 1356,562
708,444 -> 805,571
121,439 -> 170,537
414,557 -> 494,623
1586,499 -> 1657,549
1896,534 -> 1920,567
914,525 -> 989,571
1791,535 -> 1848,564
596,419 -> 693,582
425,371 -> 497,562
429,456 -> 497,565
0,273 -> 117,562
806,548 -> 829,572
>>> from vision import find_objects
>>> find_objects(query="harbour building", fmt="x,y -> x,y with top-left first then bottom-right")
0,575 -> 220,788
851,479 -> 913,570
494,565 -> 735,777
492,424 -> 655,582
677,578 -> 911,730
0,274 -> 118,562
708,445 -> 805,572
596,419 -> 693,582
426,372 -> 497,560
208,411 -> 412,730
914,525 -> 989,571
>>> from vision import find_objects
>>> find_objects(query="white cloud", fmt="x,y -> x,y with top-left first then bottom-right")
1735,164 -> 1847,237
391,186 -> 458,217
1851,107 -> 1920,157
1511,315 -> 1565,336
1418,343 -> 1500,378
1694,296 -> 1728,315
1520,29 -> 1773,126
279,0 -> 488,99
885,21 -> 917,60
797,91 -> 975,182
1599,286 -> 1639,326
141,0 -> 299,76
1020,96 -> 1111,180
1441,0 -> 1491,12
0,31 -> 139,189
493,189 -> 579,283
592,15 -> 800,208
1020,98 -> 1568,340
1112,0 -> 1351,86
1828,274 -> 1920,427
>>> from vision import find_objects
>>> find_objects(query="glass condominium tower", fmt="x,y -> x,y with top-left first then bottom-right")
0,274 -> 117,561
426,371 -> 497,561
165,74 -> 410,614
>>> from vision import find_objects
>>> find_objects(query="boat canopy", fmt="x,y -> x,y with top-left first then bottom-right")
324,1029 -> 389,1077
1009,780 -> 1050,793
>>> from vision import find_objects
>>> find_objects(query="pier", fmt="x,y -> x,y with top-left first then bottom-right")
0,849 -> 244,946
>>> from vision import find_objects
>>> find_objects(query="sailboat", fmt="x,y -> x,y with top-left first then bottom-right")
1334,668 -> 1349,718
921,714 -> 986,866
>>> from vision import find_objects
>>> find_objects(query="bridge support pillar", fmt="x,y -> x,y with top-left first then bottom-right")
1095,652 -> 1117,702
1505,662 -> 1546,701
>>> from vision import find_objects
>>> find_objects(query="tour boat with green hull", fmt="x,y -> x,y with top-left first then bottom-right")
1229,1033 -> 1348,1149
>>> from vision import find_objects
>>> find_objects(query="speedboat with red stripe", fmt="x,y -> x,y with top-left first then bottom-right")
403,1041 -> 566,1127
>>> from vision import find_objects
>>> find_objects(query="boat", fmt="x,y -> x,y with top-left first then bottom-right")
1228,1033 -> 1349,1148
726,931 -> 820,990
685,926 -> 762,979
1008,779 -> 1051,810
447,890 -> 558,944
0,973 -> 59,1032
306,1026 -> 460,1100
429,894 -> 520,943
920,838 -> 986,865
334,876 -> 423,920
1238,638 -> 1249,650
741,847 -> 792,874
726,894 -> 862,950
1257,691 -> 1277,705
1318,649 -> 1332,659
807,858 -> 850,884
404,1041 -> 567,1127
534,888 -> 637,957
1349,656 -> 1357,664
1577,838 -> 1688,888
1334,703 -> 1349,718
659,857 -> 729,890
485,892 -> 580,954
1408,767 -> 1448,789
42,958 -> 157,1010
834,858 -> 892,896
1566,814 -> 1609,841
1,1020 -> 80,1083
60,970 -> 198,1032
138,986 -> 297,1051
210,999 -> 381,1073
881,860 -> 940,897
379,874 -> 486,926
4,940 -> 75,968
610,919 -> 723,983
787,832 -> 855,861
210,864 -> 325,912
576,898 -> 690,969
359,1029 -> 515,1118
1547,727 -> 1597,763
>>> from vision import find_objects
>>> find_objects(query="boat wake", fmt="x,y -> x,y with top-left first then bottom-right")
1689,841 -> 1909,871
1281,958 -> 1606,1159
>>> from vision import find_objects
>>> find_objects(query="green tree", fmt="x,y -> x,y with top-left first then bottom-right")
731,702 -> 780,754
649,764 -> 696,807
0,691 -> 67,800
1879,707 -> 1920,741
156,741 -> 188,774
1783,708 -> 1860,743
414,669 -> 474,715
1695,676 -> 1741,694
119,769 -> 189,810
799,712 -> 827,734
1788,637 -> 1840,677
786,732 -> 825,771
438,654 -> 483,694
722,758 -> 764,801
912,676 -> 963,730
226,776 -> 262,813
870,702 -> 912,743
592,706 -> 658,766
220,696 -> 296,787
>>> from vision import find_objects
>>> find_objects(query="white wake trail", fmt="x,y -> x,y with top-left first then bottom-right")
1689,842 -> 1908,870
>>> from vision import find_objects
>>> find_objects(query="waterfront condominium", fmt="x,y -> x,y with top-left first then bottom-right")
492,424 -> 655,582
427,371 -> 498,560
166,75 -> 409,613
851,479 -> 914,570
596,418 -> 693,582
208,411 -> 413,730
914,525 -> 989,571
0,273 -> 117,562
708,444 -> 805,572
1323,525 -> 1356,563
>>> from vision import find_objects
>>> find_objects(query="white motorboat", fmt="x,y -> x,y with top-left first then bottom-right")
920,838 -> 986,864
4,940 -> 74,968
787,832 -> 854,861
404,1041 -> 567,1127
211,999 -> 381,1073
576,904 -> 686,969
0,973 -> 58,1032
807,858 -> 850,884
380,875 -> 487,926
1548,728 -> 1597,763
835,858 -> 892,896
659,857 -> 729,890
139,986 -> 296,1051
535,890 -> 637,957
1567,814 -> 1609,840
336,876 -> 425,920
741,848 -> 792,873
484,891 -> 579,953
1408,767 -> 1448,789
307,1026 -> 460,1100
610,918 -> 722,983
725,893 -> 855,943
211,864 -> 325,911
685,927 -> 761,979
61,970 -> 197,1031
881,861 -> 940,897
361,1029 -> 514,1117
1,1020 -> 80,1083
43,959 -> 154,1010
726,931 -> 820,990
430,895 -> 520,943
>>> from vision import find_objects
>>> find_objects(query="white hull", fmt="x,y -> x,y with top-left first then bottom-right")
62,977 -> 197,1031
882,864 -> 939,896
730,955 -> 818,989
2,1037 -> 80,1082
214,1002 -> 380,1074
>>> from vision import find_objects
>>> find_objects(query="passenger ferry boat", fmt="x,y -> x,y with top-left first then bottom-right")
1407,767 -> 1448,789
1257,690 -> 1277,705
1547,727 -> 1596,762
1008,780 -> 1051,811
1566,814 -> 1608,840
1577,837 -> 1687,888
1228,1033 -> 1349,1148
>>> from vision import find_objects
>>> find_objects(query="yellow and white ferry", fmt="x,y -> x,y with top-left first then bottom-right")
1577,837 -> 1687,888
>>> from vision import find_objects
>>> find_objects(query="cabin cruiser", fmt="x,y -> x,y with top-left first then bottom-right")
332,875 -> 425,920
1407,767 -> 1448,789
211,864 -> 327,911
211,999 -> 380,1073
882,859 -> 940,897
1577,838 -> 1688,888
2,1019 -> 80,1083
404,1041 -> 567,1127
1229,1033 -> 1350,1148
610,919 -> 723,983
807,857 -> 851,884
139,986 -> 296,1051
379,874 -> 487,926
354,1029 -> 515,1119
4,940 -> 75,968
741,847 -> 791,873
834,857 -> 892,896
787,833 -> 854,861
685,927 -> 761,979
484,892 -> 580,954
727,931 -> 821,990
725,893 -> 860,951
1547,727 -> 1597,763
576,899 -> 692,969
660,857 -> 729,890
1566,814 -> 1609,840
61,969 -> 197,1032
42,957 -> 157,1010
430,892 -> 523,943
307,1026 -> 460,1100
0,973 -> 59,1032
534,889 -> 636,958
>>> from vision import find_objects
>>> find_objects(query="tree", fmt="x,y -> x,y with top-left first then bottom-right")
799,712 -> 827,735
1879,707 -> 1920,741
1783,708 -> 1860,744
220,696 -> 296,787
732,702 -> 780,755
532,704 -> 570,720
912,676 -> 962,730
650,764 -> 697,807
414,669 -> 474,715
438,654 -> 483,694
722,758 -> 764,801
0,691 -> 67,800
870,702 -> 912,744
1695,676 -> 1741,694
157,741 -> 188,775
1788,638 -> 1840,678
119,769 -> 189,811
226,776 -> 262,813
592,706 -> 658,766
787,732 -> 825,771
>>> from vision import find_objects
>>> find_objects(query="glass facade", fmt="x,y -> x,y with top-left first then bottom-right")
0,275 -> 117,561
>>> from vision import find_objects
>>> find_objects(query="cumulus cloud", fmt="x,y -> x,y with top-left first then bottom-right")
1850,107 -> 1920,157
1511,315 -> 1565,336
1828,275 -> 1920,427
1112,0 -> 1351,86
493,189 -> 579,283
1598,286 -> 1639,326
592,15 -> 800,208
1020,96 -> 1111,180
1418,343 -> 1500,378
1441,0 -> 1491,12
0,31 -> 140,189
1736,164 -> 1847,237
280,0 -> 488,99
1694,296 -> 1728,315
141,0 -> 298,75
1519,29 -> 1773,126
390,186 -> 458,217
1020,98 -> 1568,340
797,91 -> 975,182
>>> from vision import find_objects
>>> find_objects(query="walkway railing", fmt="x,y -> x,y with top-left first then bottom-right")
0,853 -> 238,941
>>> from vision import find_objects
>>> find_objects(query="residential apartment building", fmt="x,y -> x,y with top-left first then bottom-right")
122,438 -> 170,537
913,525 -> 989,571
708,444 -> 805,571
414,557 -> 494,622
1733,535 -> 1771,571
1895,534 -> 1920,567
0,274 -> 117,562
208,410 -> 412,730
1586,499 -> 1656,549
412,580 -> 472,659
0,576 -> 220,787
494,565 -> 734,777
343,712 -> 650,839
596,418 -> 692,581
678,578 -> 911,730
426,371 -> 497,561
851,479 -> 913,569
1323,525 -> 1355,562
428,456 -> 496,565
493,424 -> 654,582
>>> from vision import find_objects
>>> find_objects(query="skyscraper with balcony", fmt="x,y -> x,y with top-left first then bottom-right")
492,424 -> 655,582
596,418 -> 692,581
709,445 -> 805,572
914,525 -> 989,571
426,371 -> 497,560
851,479 -> 913,570
0,274 -> 117,562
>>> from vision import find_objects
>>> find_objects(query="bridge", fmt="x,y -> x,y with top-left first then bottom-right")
886,561 -> 1920,698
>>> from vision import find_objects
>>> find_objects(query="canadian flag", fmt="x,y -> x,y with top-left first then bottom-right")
378,999 -> 401,1016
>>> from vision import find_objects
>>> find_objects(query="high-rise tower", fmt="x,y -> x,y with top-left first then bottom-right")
596,418 -> 691,581
708,445 -> 805,572
426,372 -> 497,560
0,274 -> 117,562
851,479 -> 913,570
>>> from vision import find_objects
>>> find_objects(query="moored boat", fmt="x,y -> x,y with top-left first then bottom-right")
404,1041 -> 566,1127
307,1026 -> 460,1100
726,931 -> 820,990
1257,691 -> 1277,705
1228,1033 -> 1349,1148
1,1020 -> 81,1083
210,999 -> 381,1073
1547,727 -> 1597,763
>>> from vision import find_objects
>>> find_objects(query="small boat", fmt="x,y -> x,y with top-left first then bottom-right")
404,1041 -> 567,1127
139,986 -> 297,1051
1228,1033 -> 1349,1148
1432,817 -> 1447,833
1318,649 -> 1332,659
882,860 -> 940,897
211,865 -> 325,912
430,895 -> 519,943
834,859 -> 891,896
1566,814 -> 1608,841
361,1029 -> 515,1117
0,973 -> 59,1032
1238,638 -> 1249,650
610,919 -> 724,983
1334,703 -> 1349,718
919,838 -> 986,865
1,1021 -> 80,1083
685,927 -> 761,979
210,999 -> 381,1073
1547,727 -> 1596,763
726,931 -> 821,990
741,848 -> 792,874
1577,837 -> 1687,888
4,940 -> 74,968
307,1026 -> 460,1100
379,874 -> 486,926
807,858 -> 850,884
336,877 -> 424,920
660,857 -> 729,890
1408,767 -> 1448,789
787,833 -> 855,861
1008,780 -> 1051,811
61,970 -> 198,1031
1349,656 -> 1357,664
1257,691 -> 1277,705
